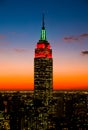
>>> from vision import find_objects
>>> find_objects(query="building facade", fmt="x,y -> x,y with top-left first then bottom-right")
34,15 -> 54,130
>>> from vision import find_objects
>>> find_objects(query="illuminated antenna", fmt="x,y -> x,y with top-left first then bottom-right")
40,13 -> 46,41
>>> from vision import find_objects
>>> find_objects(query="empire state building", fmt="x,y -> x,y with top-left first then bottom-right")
34,15 -> 54,130
34,15 -> 53,97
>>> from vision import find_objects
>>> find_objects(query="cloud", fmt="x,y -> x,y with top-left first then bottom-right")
13,48 -> 28,53
80,33 -> 88,38
63,36 -> 79,42
63,33 -> 88,43
81,50 -> 88,55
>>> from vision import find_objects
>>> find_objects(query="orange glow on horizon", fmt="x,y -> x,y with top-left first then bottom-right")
0,73 -> 88,90
0,75 -> 33,90
54,73 -> 88,90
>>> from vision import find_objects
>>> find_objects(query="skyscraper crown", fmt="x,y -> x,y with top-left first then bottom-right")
35,15 -> 52,58
40,14 -> 47,41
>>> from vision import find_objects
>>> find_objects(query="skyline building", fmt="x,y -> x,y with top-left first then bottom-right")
34,14 -> 53,98
33,15 -> 54,130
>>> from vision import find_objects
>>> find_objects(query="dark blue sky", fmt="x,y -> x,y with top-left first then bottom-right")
0,0 -> 88,41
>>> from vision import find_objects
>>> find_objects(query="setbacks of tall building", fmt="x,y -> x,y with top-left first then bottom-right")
34,14 -> 53,96
33,14 -> 55,130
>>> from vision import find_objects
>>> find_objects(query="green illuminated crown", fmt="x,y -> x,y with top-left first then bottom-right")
40,14 -> 47,41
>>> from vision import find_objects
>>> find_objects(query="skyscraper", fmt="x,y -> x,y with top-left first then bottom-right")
34,14 -> 53,99
34,15 -> 54,130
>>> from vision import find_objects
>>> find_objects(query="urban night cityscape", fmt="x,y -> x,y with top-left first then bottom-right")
0,0 -> 88,130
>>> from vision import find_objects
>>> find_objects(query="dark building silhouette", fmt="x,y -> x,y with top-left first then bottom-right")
0,91 -> 88,130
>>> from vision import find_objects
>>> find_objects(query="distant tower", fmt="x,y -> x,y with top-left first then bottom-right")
33,14 -> 53,130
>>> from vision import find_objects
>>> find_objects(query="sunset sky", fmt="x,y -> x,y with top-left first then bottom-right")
0,0 -> 88,90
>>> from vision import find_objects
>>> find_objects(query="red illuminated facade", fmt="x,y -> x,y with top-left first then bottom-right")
35,15 -> 52,59
35,42 -> 52,58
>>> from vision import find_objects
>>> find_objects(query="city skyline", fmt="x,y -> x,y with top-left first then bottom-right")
0,0 -> 88,90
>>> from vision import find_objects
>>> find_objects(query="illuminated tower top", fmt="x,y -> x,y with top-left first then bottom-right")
40,14 -> 46,41
34,15 -> 53,130
35,14 -> 52,58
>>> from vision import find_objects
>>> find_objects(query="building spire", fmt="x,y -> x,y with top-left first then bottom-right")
40,14 -> 46,41
42,13 -> 45,29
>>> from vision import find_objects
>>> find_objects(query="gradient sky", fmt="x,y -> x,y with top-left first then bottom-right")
0,0 -> 88,90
